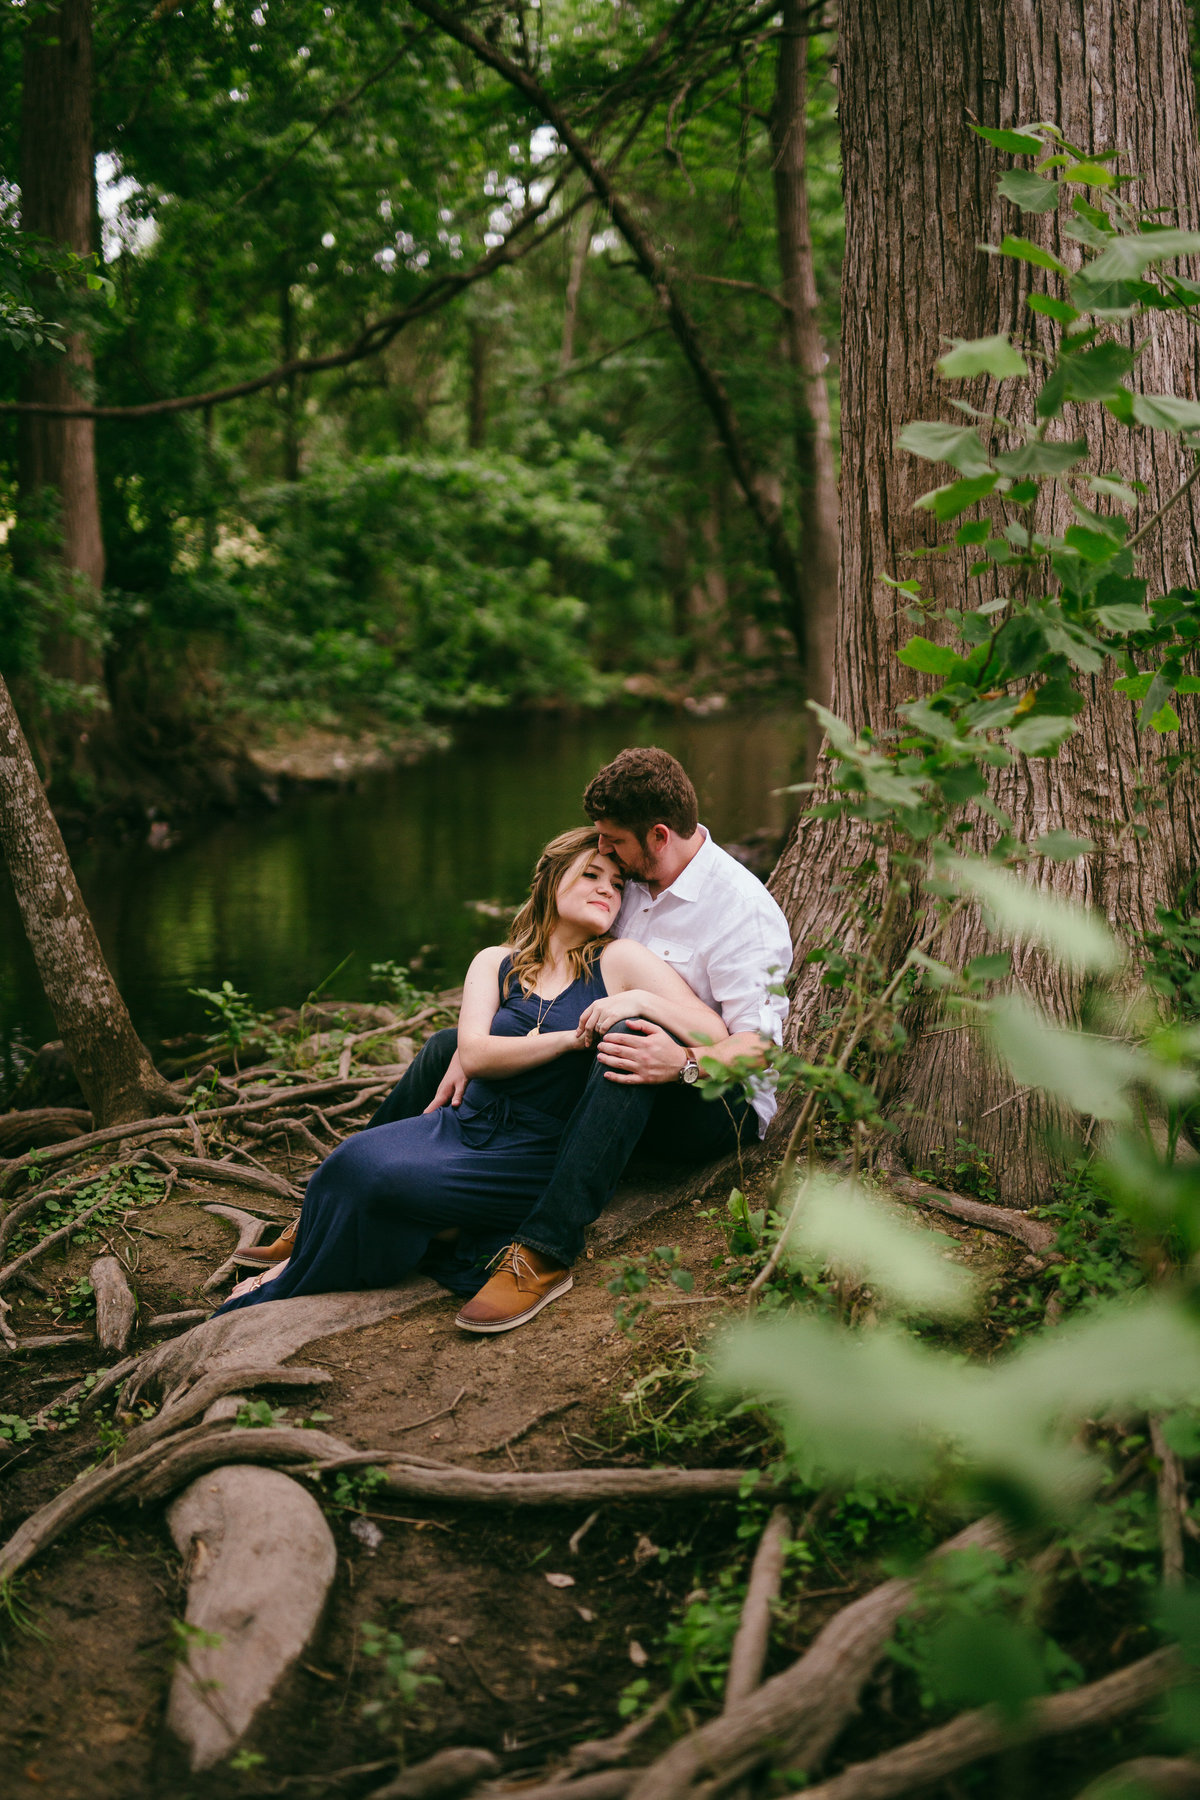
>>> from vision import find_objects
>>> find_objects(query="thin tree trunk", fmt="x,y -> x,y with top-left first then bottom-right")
0,674 -> 176,1127
770,0 -> 1200,1203
771,0 -> 838,750
16,0 -> 104,593
14,0 -> 107,764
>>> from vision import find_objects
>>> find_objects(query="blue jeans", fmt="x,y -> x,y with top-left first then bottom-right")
367,1026 -> 752,1267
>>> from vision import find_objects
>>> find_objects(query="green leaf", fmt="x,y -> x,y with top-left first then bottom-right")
997,169 -> 1060,213
955,520 -> 991,545
1063,524 -> 1122,564
989,996 -> 1137,1120
915,473 -> 1000,521
972,125 -> 1047,154
1056,340 -> 1135,401
1132,393 -> 1200,434
1113,671 -> 1154,698
1095,603 -> 1149,632
948,859 -> 1124,973
1149,700 -> 1182,733
996,235 -> 1070,276
897,422 -> 993,476
1027,293 -> 1079,324
965,953 -> 1012,983
1032,829 -> 1096,860
937,334 -> 1029,381
1063,160 -> 1116,187
1088,474 -> 1142,508
993,438 -> 1087,477
897,636 -> 964,676
788,1175 -> 974,1319
1009,714 -> 1080,756
1085,228 -> 1200,286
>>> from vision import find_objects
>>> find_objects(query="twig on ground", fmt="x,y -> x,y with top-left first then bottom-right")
569,1510 -> 601,1555
395,1385 -> 468,1435
791,1648 -> 1179,1800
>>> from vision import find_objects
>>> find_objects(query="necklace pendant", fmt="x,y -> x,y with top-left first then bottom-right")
528,1026 -> 541,1036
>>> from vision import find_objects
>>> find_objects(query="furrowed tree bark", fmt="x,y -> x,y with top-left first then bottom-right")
0,673 -> 176,1125
771,0 -> 838,745
769,0 -> 1200,1203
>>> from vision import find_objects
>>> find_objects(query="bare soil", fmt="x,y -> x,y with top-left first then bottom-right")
0,1147 -> 1021,1800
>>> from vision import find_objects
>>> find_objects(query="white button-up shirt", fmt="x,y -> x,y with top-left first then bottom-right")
613,826 -> 794,1135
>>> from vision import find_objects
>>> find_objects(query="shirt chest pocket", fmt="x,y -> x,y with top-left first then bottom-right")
648,936 -> 696,977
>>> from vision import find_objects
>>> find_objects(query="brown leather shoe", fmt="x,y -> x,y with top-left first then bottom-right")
455,1244 -> 572,1334
233,1216 -> 299,1268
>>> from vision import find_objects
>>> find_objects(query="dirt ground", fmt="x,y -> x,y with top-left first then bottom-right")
0,1151 -> 1021,1800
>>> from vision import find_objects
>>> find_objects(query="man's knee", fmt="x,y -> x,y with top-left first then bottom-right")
416,1026 -> 458,1072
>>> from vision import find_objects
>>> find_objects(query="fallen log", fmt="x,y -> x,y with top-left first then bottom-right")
90,1255 -> 137,1354
167,1465 -> 337,1770
792,1647 -> 1178,1800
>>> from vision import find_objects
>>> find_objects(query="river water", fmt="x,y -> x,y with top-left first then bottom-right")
0,706 -> 804,1072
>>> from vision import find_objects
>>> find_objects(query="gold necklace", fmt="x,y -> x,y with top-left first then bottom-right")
528,987 -> 554,1037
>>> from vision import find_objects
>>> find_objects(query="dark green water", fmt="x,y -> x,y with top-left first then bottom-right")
0,707 -> 804,1065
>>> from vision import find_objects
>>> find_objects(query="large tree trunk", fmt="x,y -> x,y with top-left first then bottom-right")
0,674 -> 175,1127
770,0 -> 839,751
17,0 -> 104,600
770,0 -> 1200,1203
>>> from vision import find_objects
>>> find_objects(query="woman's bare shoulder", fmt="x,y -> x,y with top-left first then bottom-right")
467,944 -> 509,978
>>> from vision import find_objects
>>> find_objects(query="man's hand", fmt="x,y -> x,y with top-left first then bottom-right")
423,1049 -> 468,1112
597,1019 -> 689,1085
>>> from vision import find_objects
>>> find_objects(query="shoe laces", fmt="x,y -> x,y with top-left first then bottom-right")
487,1242 -> 539,1289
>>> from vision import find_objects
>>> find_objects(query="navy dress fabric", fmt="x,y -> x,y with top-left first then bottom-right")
214,955 -> 607,1314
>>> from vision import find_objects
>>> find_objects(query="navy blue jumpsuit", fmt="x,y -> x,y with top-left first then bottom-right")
214,956 -> 606,1313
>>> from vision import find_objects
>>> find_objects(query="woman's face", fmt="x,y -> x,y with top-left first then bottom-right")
554,849 -> 624,937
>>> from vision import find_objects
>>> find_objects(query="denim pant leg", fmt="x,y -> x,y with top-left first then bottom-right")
365,1027 -> 459,1127
518,1026 -> 756,1269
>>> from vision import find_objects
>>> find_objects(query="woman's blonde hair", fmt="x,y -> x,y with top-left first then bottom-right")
506,826 -> 617,996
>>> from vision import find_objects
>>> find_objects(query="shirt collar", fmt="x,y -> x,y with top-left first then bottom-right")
630,824 -> 713,905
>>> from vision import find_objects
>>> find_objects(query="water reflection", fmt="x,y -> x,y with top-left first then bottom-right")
0,707 -> 803,1056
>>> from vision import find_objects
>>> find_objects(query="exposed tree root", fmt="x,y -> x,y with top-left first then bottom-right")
792,1647 -> 1178,1800
885,1175 -> 1059,1255
1073,1756 -> 1200,1799
117,1364 -> 332,1459
365,1747 -> 500,1800
724,1506 -> 790,1706
0,1107 -> 91,1156
90,1254 -> 136,1354
1151,1416 -> 1186,1588
0,1193 -> 131,1293
623,1518 -> 1008,1800
200,1203 -> 270,1291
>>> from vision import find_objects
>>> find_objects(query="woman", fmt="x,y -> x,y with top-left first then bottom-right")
216,826 -> 726,1315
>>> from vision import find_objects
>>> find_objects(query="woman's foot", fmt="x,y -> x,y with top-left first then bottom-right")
234,1216 -> 299,1268
227,1258 -> 289,1302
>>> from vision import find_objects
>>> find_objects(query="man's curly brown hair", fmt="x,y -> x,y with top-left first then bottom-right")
582,746 -> 698,841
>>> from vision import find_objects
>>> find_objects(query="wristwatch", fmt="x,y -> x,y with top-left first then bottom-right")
678,1054 -> 700,1086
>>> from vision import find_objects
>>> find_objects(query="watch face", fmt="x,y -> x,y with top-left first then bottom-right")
682,1059 -> 699,1084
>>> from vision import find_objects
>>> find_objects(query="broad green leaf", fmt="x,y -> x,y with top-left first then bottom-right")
1132,393 -> 1200,434
1063,161 -> 1116,187
1063,525 -> 1122,565
1088,475 -> 1141,508
998,169 -> 1060,213
915,474 -> 1000,521
1177,675 -> 1200,693
788,1176 -> 974,1319
938,334 -> 1028,381
996,235 -> 1070,276
1008,714 -> 1080,756
948,857 -> 1124,973
989,997 -> 1137,1121
898,636 -> 964,676
1095,603 -> 1149,631
1027,293 -> 1079,324
955,520 -> 991,545
1150,700 -> 1182,733
897,422 -> 993,475
1032,830 -> 1096,860
862,764 -> 929,808
972,125 -> 1046,154
898,697 -> 968,744
1056,340 -> 1135,402
1085,228 -> 1200,285
994,438 -> 1087,477
965,952 -> 1012,982
1113,671 -> 1154,698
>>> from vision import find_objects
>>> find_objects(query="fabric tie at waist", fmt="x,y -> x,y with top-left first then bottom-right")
456,1090 -> 566,1149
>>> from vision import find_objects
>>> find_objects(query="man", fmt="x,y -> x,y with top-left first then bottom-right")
241,747 -> 794,1333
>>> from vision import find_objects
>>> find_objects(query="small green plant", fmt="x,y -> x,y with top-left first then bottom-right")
169,1617 -> 224,1662
188,979 -> 282,1067
607,1245 -> 694,1336
56,1275 -> 95,1323
359,1621 -> 440,1756
234,1398 -> 289,1429
0,1413 -> 35,1445
617,1676 -> 652,1719
326,1463 -> 390,1513
229,1749 -> 267,1773
369,960 -> 435,1016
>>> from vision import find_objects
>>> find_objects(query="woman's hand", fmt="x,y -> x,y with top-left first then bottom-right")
575,991 -> 648,1043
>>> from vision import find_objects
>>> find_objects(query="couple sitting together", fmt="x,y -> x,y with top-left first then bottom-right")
218,747 -> 793,1335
